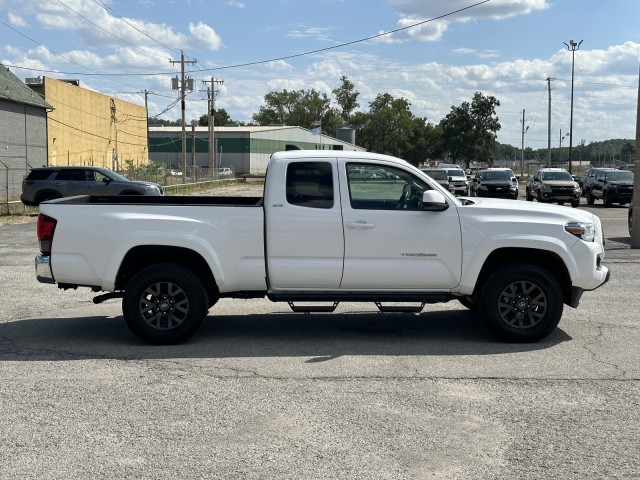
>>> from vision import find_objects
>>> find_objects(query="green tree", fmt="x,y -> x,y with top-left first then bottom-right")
197,108 -> 234,127
252,88 -> 330,131
356,93 -> 421,163
439,92 -> 501,168
332,75 -> 360,124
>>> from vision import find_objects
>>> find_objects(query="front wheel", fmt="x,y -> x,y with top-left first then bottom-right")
571,198 -> 580,208
586,189 -> 595,205
477,263 -> 563,342
525,188 -> 533,201
122,263 -> 209,344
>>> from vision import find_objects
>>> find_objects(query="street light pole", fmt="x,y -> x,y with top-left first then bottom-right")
564,39 -> 582,175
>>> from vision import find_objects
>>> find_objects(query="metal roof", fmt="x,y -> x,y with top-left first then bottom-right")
0,65 -> 52,110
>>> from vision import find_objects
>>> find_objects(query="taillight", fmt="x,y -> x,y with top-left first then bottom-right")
37,214 -> 57,255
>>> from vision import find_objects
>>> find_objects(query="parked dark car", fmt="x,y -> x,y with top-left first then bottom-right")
21,166 -> 164,206
579,167 -> 617,196
420,168 -> 452,192
586,169 -> 633,207
525,168 -> 580,207
471,169 -> 518,199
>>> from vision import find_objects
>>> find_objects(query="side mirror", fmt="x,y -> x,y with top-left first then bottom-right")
422,190 -> 449,211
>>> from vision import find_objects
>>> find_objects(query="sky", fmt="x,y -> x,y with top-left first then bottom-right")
1,0 -> 640,150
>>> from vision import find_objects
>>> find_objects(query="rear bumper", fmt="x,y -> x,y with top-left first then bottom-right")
35,255 -> 55,284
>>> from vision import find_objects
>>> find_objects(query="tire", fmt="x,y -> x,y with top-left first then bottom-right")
525,188 -> 533,201
603,190 -> 613,208
36,193 -> 60,205
586,189 -> 595,205
122,263 -> 209,345
457,295 -> 477,312
571,198 -> 580,208
477,263 -> 563,342
536,190 -> 546,203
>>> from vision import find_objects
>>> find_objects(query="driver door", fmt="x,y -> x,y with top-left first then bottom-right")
339,162 -> 462,290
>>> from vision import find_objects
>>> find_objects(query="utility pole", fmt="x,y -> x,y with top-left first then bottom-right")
632,64 -> 640,248
564,40 -> 583,175
547,77 -> 553,165
170,51 -> 196,181
520,109 -> 528,177
202,77 -> 224,174
140,89 -> 150,164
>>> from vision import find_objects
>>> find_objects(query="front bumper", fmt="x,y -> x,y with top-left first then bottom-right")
35,255 -> 55,284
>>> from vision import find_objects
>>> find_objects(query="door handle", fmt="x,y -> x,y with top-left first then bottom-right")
346,221 -> 376,230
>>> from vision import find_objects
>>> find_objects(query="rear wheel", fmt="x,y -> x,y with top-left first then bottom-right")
122,263 -> 209,344
477,263 -> 563,342
36,193 -> 60,204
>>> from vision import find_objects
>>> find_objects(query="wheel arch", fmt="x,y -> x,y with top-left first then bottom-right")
115,245 -> 219,302
34,189 -> 62,204
472,247 -> 572,304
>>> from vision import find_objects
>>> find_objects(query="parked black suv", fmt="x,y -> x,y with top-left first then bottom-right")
586,168 -> 633,207
21,166 -> 164,206
470,169 -> 518,199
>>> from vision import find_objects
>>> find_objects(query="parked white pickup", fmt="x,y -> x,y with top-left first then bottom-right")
35,150 -> 609,344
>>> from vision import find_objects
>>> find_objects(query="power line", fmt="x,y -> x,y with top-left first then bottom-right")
0,18 -> 138,90
90,0 -> 180,55
2,0 -> 490,78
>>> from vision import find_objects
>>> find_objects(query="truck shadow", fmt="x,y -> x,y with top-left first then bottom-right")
0,309 -> 571,361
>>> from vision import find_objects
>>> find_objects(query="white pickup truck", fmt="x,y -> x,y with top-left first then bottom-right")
35,150 -> 610,344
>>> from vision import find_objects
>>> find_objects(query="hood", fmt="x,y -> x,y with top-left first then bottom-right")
126,180 -> 162,189
542,180 -> 577,187
461,196 -> 596,223
479,180 -> 512,187
605,180 -> 633,186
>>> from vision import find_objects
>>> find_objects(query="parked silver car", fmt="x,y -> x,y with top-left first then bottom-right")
21,166 -> 164,206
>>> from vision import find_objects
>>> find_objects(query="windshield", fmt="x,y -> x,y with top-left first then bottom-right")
480,171 -> 510,181
605,171 -> 633,181
541,171 -> 573,181
445,169 -> 465,178
422,169 -> 447,180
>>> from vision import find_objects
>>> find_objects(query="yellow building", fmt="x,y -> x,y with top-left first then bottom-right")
27,77 -> 148,169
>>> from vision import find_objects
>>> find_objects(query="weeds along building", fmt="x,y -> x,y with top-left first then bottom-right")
27,77 -> 148,169
148,125 -> 365,175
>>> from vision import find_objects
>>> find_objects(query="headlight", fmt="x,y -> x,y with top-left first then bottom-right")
541,183 -> 552,191
565,222 -> 596,242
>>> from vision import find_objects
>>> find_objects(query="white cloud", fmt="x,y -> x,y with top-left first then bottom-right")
8,12 -> 28,27
188,22 -> 222,50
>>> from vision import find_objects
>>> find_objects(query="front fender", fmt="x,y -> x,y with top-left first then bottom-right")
456,233 -> 578,294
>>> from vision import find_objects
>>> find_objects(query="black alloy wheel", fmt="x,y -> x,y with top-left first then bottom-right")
477,263 -> 563,342
122,263 -> 209,344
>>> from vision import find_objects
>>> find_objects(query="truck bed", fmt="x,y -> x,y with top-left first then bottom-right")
48,195 -> 264,206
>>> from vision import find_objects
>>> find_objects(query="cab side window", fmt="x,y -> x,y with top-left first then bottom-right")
346,163 -> 430,210
286,162 -> 334,209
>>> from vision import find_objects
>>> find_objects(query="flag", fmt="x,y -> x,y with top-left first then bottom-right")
311,119 -> 321,135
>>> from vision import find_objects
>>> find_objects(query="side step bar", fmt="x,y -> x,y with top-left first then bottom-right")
375,302 -> 425,313
287,301 -> 339,313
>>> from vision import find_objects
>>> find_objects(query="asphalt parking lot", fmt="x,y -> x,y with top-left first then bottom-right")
0,197 -> 638,480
